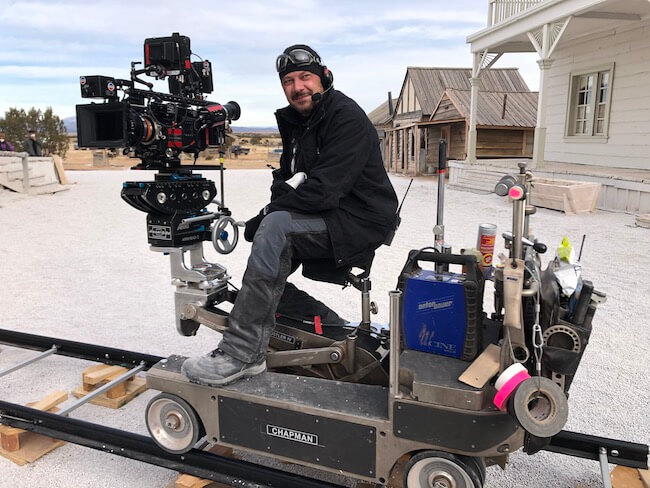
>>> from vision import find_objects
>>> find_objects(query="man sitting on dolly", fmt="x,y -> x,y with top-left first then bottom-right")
182,44 -> 398,386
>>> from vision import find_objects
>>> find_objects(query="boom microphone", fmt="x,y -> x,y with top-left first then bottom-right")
311,84 -> 333,102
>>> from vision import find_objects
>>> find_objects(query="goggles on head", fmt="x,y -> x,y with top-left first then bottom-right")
276,48 -> 321,73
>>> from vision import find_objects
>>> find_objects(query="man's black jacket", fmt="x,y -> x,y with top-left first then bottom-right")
267,89 -> 398,279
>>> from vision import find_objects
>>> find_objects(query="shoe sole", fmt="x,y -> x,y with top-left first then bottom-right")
184,361 -> 267,387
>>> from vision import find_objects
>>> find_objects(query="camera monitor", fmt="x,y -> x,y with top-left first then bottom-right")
144,33 -> 191,72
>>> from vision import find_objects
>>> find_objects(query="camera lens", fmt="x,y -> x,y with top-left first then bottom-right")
223,101 -> 241,121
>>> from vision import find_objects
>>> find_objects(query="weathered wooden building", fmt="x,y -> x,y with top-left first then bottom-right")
377,67 -> 537,175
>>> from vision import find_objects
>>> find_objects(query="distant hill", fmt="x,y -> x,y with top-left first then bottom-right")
63,116 -> 76,134
64,116 -> 276,135
231,126 -> 278,134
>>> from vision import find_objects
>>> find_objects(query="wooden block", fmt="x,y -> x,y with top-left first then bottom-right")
81,364 -> 134,398
82,364 -> 113,391
639,468 -> 650,488
0,393 -> 65,462
105,383 -> 126,399
174,474 -> 214,488
611,466 -> 646,488
166,445 -> 241,487
72,375 -> 147,409
0,392 -> 67,452
104,369 -> 129,399
27,390 -> 68,411
458,344 -> 501,388
0,431 -> 64,465
52,155 -> 69,185
83,365 -> 128,385
0,429 -> 22,452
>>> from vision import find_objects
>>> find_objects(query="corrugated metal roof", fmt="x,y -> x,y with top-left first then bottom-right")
403,67 -> 531,115
442,89 -> 538,128
367,100 -> 392,126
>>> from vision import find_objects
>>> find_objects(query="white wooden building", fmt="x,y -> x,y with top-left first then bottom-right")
457,0 -> 650,213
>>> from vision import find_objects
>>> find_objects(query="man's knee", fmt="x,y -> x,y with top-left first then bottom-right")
256,211 -> 293,240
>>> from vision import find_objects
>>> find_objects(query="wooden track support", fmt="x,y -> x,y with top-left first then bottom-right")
72,363 -> 147,409
168,446 -> 238,488
0,390 -> 67,465
611,466 -> 650,488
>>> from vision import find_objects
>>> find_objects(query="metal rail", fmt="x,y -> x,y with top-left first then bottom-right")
544,430 -> 648,470
0,328 -> 163,368
0,400 -> 343,488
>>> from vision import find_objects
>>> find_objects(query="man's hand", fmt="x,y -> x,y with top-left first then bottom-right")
244,209 -> 267,242
271,179 -> 293,200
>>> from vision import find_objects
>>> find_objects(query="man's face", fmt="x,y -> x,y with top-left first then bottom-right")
29,133 -> 36,140
281,70 -> 324,116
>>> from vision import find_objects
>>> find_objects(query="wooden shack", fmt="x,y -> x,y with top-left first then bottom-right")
370,67 -> 538,176
427,88 -> 537,162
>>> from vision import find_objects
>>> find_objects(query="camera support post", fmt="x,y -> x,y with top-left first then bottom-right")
151,244 -> 230,336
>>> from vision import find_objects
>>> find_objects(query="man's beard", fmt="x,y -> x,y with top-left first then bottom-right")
291,91 -> 314,116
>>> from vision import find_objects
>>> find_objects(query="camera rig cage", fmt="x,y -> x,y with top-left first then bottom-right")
75,34 -> 244,335
76,32 -> 240,171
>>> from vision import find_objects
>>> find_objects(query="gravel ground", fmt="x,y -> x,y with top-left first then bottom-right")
0,169 -> 648,488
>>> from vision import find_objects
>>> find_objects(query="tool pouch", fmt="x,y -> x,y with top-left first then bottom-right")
540,267 -> 595,393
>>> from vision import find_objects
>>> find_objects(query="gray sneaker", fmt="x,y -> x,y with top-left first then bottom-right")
181,349 -> 266,386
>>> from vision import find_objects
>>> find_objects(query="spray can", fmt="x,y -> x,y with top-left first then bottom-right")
477,223 -> 497,269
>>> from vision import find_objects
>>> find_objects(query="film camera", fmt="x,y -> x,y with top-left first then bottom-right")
76,33 -> 242,254
76,32 -> 240,171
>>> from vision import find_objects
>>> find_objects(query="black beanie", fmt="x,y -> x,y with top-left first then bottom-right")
278,44 -> 325,83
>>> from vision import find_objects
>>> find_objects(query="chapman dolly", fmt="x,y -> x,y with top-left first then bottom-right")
0,34 -> 648,487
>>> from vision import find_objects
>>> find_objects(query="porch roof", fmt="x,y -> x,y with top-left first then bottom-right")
467,0 -> 650,54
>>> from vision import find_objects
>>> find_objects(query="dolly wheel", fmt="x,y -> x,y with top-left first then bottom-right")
404,451 -> 484,488
146,393 -> 203,454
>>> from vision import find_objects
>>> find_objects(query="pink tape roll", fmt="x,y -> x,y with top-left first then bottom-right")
493,370 -> 531,411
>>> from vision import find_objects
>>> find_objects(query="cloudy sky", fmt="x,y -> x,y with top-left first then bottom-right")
0,0 -> 539,127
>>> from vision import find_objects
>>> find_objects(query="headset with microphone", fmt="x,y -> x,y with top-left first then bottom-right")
311,66 -> 334,102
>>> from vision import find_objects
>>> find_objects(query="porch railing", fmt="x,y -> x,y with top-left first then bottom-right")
488,0 -> 546,26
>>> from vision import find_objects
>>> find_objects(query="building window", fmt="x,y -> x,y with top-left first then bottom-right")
566,65 -> 613,138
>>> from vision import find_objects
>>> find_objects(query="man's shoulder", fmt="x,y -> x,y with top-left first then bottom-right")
329,90 -> 361,110
327,90 -> 370,122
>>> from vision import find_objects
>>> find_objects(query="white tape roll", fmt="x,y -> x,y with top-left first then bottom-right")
495,362 -> 528,391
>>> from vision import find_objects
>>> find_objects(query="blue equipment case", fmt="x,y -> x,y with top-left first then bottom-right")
397,250 -> 484,361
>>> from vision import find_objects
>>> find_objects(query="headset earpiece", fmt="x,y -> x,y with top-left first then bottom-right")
322,66 -> 334,89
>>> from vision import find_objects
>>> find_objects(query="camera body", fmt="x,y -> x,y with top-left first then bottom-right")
76,33 -> 239,171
